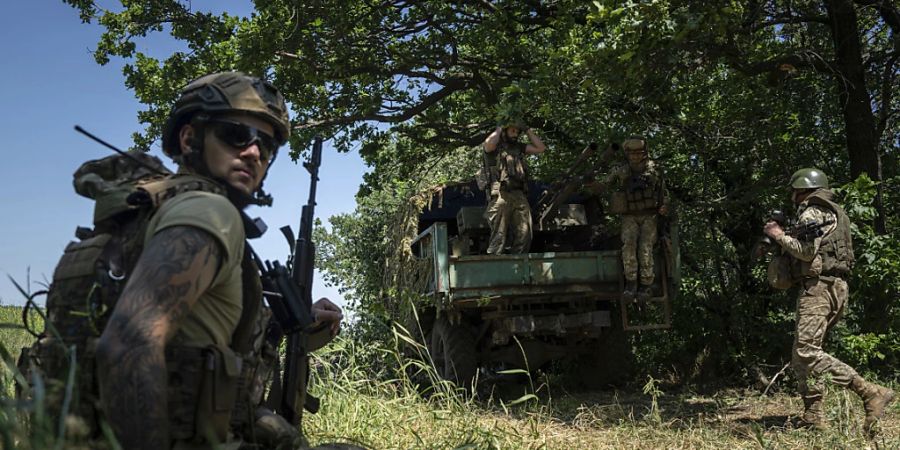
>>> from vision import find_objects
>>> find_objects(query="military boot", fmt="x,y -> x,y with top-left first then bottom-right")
623,280 -> 638,299
850,376 -> 896,434
798,396 -> 826,430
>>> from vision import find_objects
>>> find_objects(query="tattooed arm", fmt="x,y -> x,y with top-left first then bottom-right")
95,225 -> 222,450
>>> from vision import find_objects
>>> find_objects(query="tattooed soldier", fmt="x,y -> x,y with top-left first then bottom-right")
764,168 -> 893,433
86,72 -> 342,449
596,137 -> 668,300
482,121 -> 546,254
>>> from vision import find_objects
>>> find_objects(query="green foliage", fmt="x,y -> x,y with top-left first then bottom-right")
826,174 -> 900,375
64,0 -> 900,385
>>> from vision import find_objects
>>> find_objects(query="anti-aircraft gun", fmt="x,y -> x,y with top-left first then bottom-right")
401,142 -> 680,389
534,142 -> 619,231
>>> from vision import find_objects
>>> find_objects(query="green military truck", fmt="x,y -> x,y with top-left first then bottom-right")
406,177 -> 680,388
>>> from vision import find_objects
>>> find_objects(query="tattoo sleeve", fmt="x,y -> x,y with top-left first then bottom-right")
96,225 -> 223,450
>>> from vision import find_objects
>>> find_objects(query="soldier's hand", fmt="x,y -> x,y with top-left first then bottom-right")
763,221 -> 784,240
658,204 -> 669,216
312,297 -> 343,336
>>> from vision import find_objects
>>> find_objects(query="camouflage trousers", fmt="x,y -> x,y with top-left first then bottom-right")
792,276 -> 858,400
485,189 -> 532,254
621,214 -> 657,285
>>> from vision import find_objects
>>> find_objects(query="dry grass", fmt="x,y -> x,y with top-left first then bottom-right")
307,375 -> 900,449
305,334 -> 900,449
2,305 -> 898,449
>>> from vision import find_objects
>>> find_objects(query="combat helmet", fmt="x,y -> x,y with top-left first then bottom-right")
161,71 -> 291,157
622,136 -> 648,154
790,168 -> 829,189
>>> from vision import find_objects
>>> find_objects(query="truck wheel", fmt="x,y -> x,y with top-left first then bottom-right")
429,317 -> 477,388
575,316 -> 634,389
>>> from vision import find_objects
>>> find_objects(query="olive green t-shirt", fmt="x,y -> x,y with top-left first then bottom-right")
144,190 -> 245,347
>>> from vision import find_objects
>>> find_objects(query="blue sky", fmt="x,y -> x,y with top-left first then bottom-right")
0,1 -> 367,310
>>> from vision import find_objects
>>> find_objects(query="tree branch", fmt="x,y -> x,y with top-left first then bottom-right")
854,0 -> 900,40
750,14 -> 830,30
711,41 -> 836,76
876,51 -> 900,137
295,79 -> 470,130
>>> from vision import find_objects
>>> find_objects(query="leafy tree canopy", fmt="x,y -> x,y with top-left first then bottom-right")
65,0 -> 900,380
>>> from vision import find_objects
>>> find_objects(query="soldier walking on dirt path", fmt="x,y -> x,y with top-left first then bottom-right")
763,168 -> 894,434
482,121 -> 546,254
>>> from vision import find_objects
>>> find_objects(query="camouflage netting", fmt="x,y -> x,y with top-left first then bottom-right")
382,186 -> 443,298
378,146 -> 480,335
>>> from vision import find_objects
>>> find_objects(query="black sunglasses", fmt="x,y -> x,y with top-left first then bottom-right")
207,118 -> 279,163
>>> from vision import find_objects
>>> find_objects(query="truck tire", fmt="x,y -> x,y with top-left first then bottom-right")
574,315 -> 634,389
429,317 -> 477,388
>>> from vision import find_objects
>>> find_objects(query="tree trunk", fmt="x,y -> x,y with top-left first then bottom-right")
825,0 -> 887,233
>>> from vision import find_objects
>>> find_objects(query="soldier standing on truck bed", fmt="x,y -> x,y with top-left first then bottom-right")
596,137 -> 668,300
481,120 -> 547,254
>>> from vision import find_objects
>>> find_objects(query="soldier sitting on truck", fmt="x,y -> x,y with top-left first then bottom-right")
594,136 -> 669,300
481,120 -> 547,254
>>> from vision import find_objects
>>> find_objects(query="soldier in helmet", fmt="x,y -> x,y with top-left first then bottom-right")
763,168 -> 894,432
482,121 -> 546,254
595,137 -> 668,300
90,72 -> 343,449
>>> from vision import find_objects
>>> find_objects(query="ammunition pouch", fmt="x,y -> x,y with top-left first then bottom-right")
496,144 -> 528,193
167,345 -> 243,443
610,171 -> 661,214
624,180 -> 659,213
230,355 -> 262,437
767,254 -> 794,290
49,233 -> 116,340
609,192 -> 627,214
819,238 -> 853,277
795,254 -> 823,279
806,192 -> 854,277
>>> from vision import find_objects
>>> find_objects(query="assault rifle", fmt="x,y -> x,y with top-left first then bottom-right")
259,136 -> 331,426
535,142 -> 619,230
751,210 -> 836,260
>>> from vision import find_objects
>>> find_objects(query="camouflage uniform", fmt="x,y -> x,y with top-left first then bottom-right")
601,158 -> 667,287
484,140 -> 532,254
485,190 -> 532,254
773,183 -> 893,431
775,198 -> 857,397
621,215 -> 658,285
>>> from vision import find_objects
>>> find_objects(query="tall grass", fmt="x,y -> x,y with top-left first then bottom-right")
302,323 -> 900,449
2,303 -> 899,449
